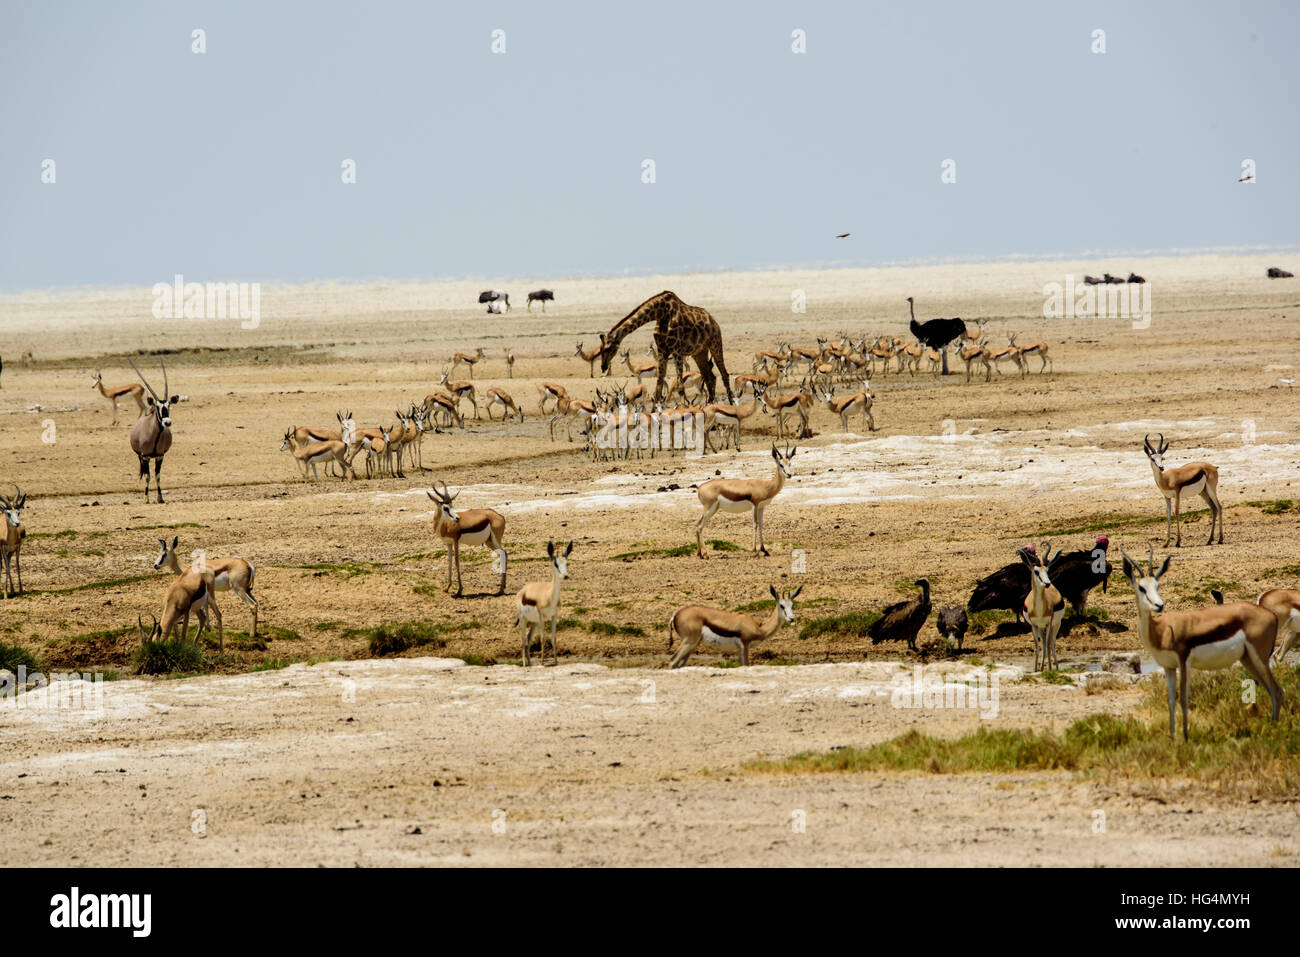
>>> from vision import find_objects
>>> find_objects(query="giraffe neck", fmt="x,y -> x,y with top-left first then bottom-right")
604,291 -> 676,354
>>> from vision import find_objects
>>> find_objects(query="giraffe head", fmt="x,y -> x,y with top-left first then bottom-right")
598,333 -> 619,376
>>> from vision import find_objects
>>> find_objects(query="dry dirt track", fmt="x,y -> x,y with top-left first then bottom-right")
1,254 -> 1299,865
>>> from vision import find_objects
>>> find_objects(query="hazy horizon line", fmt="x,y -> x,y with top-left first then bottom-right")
3,242 -> 1297,300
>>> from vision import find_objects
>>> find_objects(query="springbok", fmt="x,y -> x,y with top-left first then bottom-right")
0,484 -> 26,598
818,381 -> 874,433
1122,546 -> 1281,740
1020,543 -> 1065,671
92,371 -> 146,425
427,481 -> 507,596
694,443 -> 794,557
515,540 -> 572,667
126,359 -> 178,504
450,347 -> 485,379
1143,433 -> 1224,546
281,428 -> 351,481
486,387 -> 524,423
667,585 -> 800,668
575,341 -> 602,378
155,536 -> 258,642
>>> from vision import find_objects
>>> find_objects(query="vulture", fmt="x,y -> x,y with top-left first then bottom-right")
1046,535 -> 1113,616
1267,267 -> 1294,279
1082,275 -> 1103,285
1126,272 -> 1146,284
869,578 -> 932,651
936,606 -> 969,650
527,289 -> 555,310
1102,273 -> 1125,284
968,548 -> 1034,622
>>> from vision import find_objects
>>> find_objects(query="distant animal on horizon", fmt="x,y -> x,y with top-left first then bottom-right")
527,289 -> 555,311
1127,272 -> 1146,284
1103,273 -> 1125,284
1267,267 -> 1294,279
478,289 -> 510,312
1082,275 -> 1103,285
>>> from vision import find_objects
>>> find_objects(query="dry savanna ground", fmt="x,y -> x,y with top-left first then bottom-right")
1,254 -> 1298,865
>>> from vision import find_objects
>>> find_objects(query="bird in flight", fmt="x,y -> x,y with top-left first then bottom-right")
835,232 -> 850,239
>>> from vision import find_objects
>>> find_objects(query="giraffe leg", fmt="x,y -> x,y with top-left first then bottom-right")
693,350 -> 717,403
712,344 -> 735,403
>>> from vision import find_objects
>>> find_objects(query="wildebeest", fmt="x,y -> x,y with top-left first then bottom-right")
527,289 -> 555,311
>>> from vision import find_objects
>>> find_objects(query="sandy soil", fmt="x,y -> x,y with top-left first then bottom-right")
1,254 -> 1298,865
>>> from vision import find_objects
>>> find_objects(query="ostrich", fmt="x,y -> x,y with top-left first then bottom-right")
868,578 -> 932,651
527,289 -> 555,311
906,298 -> 966,375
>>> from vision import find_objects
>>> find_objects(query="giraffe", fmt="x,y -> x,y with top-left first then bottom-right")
597,291 -> 734,404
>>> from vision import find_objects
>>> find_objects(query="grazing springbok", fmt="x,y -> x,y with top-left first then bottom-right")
694,443 -> 794,557
515,540 -> 572,667
92,371 -> 146,425
1122,546 -> 1281,741
667,585 -> 801,668
1143,433 -> 1224,546
154,536 -> 259,642
485,387 -> 524,423
1020,544 -> 1065,671
0,484 -> 27,598
126,359 -> 178,504
158,563 -> 221,647
427,481 -> 507,596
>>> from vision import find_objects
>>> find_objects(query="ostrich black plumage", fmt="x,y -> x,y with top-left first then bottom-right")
1046,535 -> 1113,616
869,578 -> 932,651
906,298 -> 967,375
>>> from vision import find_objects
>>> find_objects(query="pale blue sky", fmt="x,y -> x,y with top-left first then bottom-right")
1,0 -> 1296,291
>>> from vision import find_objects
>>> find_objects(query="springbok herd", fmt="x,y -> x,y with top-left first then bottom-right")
3,287 -> 1299,744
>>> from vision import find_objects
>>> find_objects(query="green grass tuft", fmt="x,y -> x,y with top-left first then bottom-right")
798,611 -> 881,641
132,637 -> 205,675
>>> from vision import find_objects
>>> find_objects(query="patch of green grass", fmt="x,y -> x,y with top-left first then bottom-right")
798,611 -> 880,641
736,595 -> 834,613
748,669 -> 1300,799
412,582 -> 442,598
610,540 -> 737,561
129,522 -> 206,532
312,621 -> 344,631
453,653 -> 496,667
1036,511 -> 1167,537
27,574 -> 156,597
1038,669 -> 1076,685
346,620 -> 459,656
1246,499 -> 1295,516
29,529 -> 78,540
965,608 -> 1017,636
0,640 -> 43,675
298,562 -> 376,579
250,658 -> 298,672
587,621 -> 645,637
132,637 -> 205,675
55,625 -> 137,644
